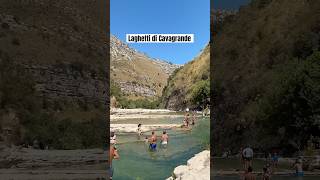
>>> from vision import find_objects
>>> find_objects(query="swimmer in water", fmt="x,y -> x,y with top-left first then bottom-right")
109,145 -> 119,179
161,131 -> 169,147
149,131 -> 157,151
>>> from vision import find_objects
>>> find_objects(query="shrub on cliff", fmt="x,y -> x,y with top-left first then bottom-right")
190,80 -> 210,109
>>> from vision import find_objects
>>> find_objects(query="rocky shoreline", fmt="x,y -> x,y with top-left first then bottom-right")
166,150 -> 210,180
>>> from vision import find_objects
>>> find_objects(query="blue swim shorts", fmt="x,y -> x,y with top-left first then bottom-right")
149,143 -> 157,150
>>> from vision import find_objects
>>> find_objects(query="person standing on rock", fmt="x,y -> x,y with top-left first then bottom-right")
161,131 -> 169,148
149,131 -> 157,151
109,145 -> 119,180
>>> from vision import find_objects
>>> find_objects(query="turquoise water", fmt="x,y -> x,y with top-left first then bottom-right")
112,117 -> 209,180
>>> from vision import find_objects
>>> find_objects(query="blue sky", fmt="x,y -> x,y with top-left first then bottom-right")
212,0 -> 250,10
111,0 -> 210,65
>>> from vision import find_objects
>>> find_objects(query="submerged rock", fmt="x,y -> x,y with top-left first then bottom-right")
167,150 -> 210,180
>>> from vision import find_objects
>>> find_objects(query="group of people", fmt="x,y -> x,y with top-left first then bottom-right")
239,146 -> 305,180
144,130 -> 169,151
138,123 -> 169,151
108,111 -> 199,179
182,111 -> 197,128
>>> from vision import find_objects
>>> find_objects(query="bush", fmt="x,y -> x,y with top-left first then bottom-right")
252,51 -> 320,153
191,80 -> 210,108
23,111 -> 105,149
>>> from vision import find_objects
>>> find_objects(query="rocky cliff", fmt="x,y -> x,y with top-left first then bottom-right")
162,44 -> 210,110
111,35 -> 181,98
0,0 -> 107,105
0,0 -> 107,148
212,0 -> 320,154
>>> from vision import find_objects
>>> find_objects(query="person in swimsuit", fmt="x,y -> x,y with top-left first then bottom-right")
192,112 -> 196,125
110,131 -> 116,145
293,159 -> 304,177
184,113 -> 190,127
272,152 -> 279,168
109,145 -> 119,180
262,167 -> 270,180
243,166 -> 256,180
149,131 -> 157,151
161,131 -> 169,147
137,124 -> 142,136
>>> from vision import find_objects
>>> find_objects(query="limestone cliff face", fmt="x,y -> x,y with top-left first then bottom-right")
110,35 -> 181,98
0,0 -> 107,105
24,64 -> 107,104
0,0 -> 108,147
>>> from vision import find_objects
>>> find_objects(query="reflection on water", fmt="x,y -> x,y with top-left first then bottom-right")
112,117 -> 209,180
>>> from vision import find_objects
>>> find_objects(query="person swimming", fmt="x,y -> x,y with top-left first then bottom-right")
161,131 -> 169,147
144,136 -> 149,143
149,131 -> 157,151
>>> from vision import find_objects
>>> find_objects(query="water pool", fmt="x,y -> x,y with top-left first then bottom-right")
111,117 -> 209,180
